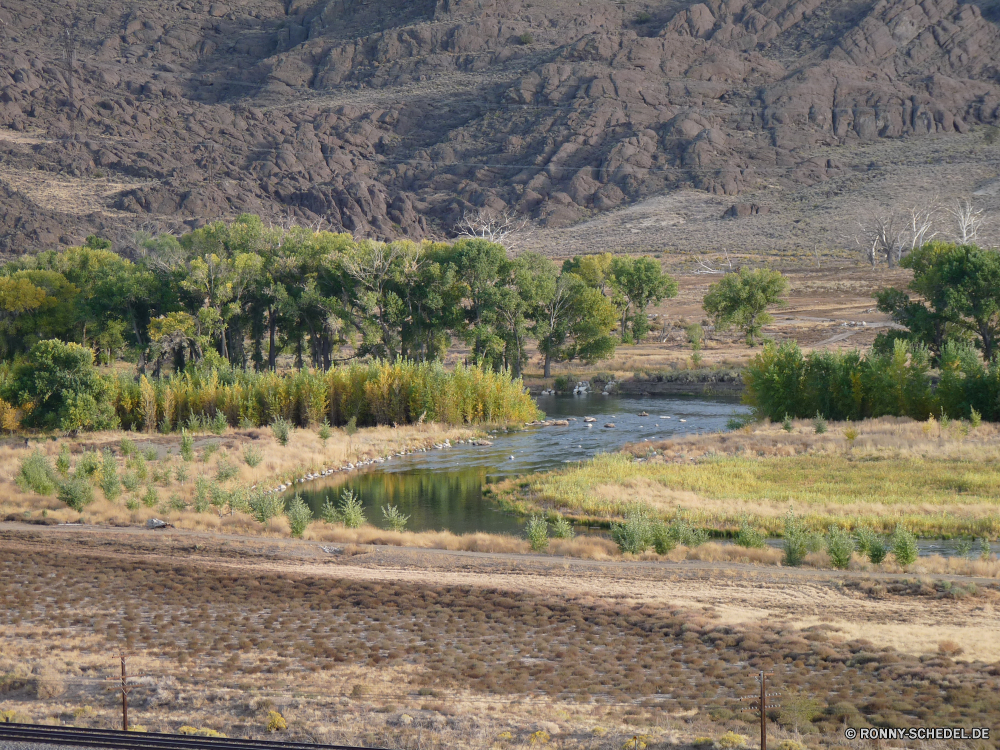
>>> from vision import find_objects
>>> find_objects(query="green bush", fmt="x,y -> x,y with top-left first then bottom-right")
58,477 -> 94,510
76,451 -> 102,478
121,470 -> 140,493
669,515 -> 709,547
526,515 -> 549,552
248,490 -> 284,524
826,526 -> 854,569
318,419 -> 332,445
551,516 -> 574,539
210,411 -> 228,435
242,444 -> 263,468
855,527 -> 887,564
553,375 -> 570,393
126,454 -> 148,481
6,340 -> 117,431
100,449 -> 121,501
612,506 -> 652,554
285,493 -> 312,538
17,451 -> 58,495
518,31 -> 533,44
381,504 -> 409,532
141,485 -> 158,508
812,412 -> 827,434
781,413 -> 793,432
271,417 -> 290,446
336,488 -> 366,528
321,495 -> 339,524
201,443 -> 219,462
782,513 -> 808,566
650,520 -> 676,554
635,10 -> 652,22
120,437 -> 137,457
55,444 -> 71,476
735,517 -> 766,548
215,460 -> 238,482
891,527 -> 918,566
180,430 -> 194,462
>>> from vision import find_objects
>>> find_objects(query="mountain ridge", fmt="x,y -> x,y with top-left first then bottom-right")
0,0 -> 998,253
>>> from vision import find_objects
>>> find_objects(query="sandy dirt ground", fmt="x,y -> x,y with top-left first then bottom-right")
6,523 -> 997,664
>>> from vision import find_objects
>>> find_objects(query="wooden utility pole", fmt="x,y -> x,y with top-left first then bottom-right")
739,671 -> 779,750
106,653 -> 144,731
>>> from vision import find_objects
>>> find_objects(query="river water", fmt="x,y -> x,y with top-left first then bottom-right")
290,394 -> 991,557
294,393 -> 746,535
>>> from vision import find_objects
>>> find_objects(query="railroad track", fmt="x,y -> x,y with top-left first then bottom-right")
0,723 -> 381,750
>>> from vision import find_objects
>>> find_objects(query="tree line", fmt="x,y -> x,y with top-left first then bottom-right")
0,215 -> 682,378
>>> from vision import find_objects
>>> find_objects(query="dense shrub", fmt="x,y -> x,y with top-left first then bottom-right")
826,526 -> 854,569
58,476 -> 94,510
526,515 -> 549,552
5,340 -> 118,431
891,527 -> 918,566
285,494 -> 312,538
782,513 -> 808,567
16,451 -> 57,495
611,506 -> 652,554
744,340 -> 940,421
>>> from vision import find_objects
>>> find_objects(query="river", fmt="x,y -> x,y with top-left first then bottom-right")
293,393 -> 746,535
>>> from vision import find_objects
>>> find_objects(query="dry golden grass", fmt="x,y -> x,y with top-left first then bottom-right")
496,416 -> 1000,537
0,423 -> 476,536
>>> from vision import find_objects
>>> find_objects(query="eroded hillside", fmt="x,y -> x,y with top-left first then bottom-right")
1,0 -> 999,252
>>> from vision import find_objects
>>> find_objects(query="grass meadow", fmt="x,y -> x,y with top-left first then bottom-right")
492,417 -> 1000,539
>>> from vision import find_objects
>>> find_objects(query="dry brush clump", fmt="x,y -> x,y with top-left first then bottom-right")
1,538 -> 1000,748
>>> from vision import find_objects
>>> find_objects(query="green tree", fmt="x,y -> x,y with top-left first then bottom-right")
6,340 -> 117,431
534,267 -> 617,377
703,268 -> 788,346
608,256 -> 677,343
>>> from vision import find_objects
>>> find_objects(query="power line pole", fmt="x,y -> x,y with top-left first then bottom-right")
739,670 -> 779,750
106,653 -> 145,731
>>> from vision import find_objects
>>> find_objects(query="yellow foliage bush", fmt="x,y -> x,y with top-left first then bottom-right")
266,710 -> 287,732
777,740 -> 807,750
716,732 -> 748,749
530,729 -> 550,745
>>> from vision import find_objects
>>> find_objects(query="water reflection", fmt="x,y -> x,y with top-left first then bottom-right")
291,393 -> 746,534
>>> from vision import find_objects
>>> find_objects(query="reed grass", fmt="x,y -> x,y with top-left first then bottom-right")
106,361 -> 537,434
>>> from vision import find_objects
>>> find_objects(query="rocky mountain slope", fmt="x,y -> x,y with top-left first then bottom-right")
1,0 -> 1000,253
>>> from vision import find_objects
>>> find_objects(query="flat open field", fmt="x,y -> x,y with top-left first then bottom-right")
0,527 -> 998,749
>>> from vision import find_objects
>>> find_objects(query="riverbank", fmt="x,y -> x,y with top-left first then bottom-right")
491,416 -> 1000,539
0,423 -> 480,534
524,367 -> 743,396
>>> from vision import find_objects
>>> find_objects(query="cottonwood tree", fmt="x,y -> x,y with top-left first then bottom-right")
608,256 -> 678,343
703,267 -> 789,346
531,260 -> 617,376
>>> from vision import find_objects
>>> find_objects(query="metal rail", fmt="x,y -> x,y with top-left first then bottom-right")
0,723 -> 382,750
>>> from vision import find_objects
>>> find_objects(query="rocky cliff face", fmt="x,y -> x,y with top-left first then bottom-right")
0,0 -> 998,252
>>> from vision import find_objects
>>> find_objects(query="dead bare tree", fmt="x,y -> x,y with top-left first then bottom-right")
907,205 -> 939,250
454,207 -> 531,253
855,208 -> 907,268
949,198 -> 985,245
